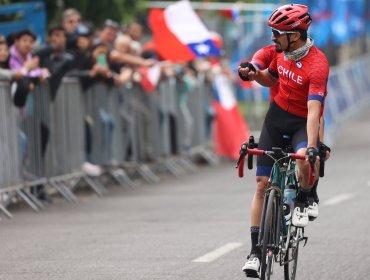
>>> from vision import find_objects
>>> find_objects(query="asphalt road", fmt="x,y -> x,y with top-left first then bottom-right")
1,110 -> 370,280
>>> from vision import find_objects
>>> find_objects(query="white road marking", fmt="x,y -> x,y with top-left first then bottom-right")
322,193 -> 354,206
193,242 -> 243,263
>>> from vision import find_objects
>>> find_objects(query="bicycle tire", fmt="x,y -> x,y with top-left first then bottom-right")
260,188 -> 278,280
284,228 -> 300,280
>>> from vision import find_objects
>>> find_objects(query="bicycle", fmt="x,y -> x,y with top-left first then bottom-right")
236,135 -> 319,280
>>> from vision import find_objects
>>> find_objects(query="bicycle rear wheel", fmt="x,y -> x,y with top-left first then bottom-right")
284,227 -> 300,280
260,188 -> 278,280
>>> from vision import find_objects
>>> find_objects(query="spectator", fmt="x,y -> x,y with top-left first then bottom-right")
77,42 -> 115,91
69,24 -> 94,69
9,29 -> 49,81
126,22 -> 143,55
62,8 -> 81,50
34,26 -> 74,99
110,35 -> 156,68
94,19 -> 119,50
0,39 -> 23,81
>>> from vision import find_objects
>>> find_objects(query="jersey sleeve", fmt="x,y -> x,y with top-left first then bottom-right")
251,49 -> 268,70
251,46 -> 275,70
308,55 -> 329,103
267,55 -> 278,78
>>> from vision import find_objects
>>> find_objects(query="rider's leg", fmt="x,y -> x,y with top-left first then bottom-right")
250,175 -> 269,253
242,175 -> 269,276
243,104 -> 279,276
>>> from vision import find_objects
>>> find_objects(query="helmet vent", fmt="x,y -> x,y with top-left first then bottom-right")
285,21 -> 295,26
275,15 -> 289,24
270,11 -> 282,22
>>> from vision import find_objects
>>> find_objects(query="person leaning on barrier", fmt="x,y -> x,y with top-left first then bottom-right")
33,26 -> 74,99
238,4 -> 330,277
75,42 -> 128,91
110,34 -> 156,68
9,29 -> 50,83
124,21 -> 144,56
94,19 -> 120,51
0,38 -> 23,81
68,24 -> 94,70
0,38 -> 34,108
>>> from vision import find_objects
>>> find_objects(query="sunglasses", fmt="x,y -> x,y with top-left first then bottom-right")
68,18 -> 81,24
271,29 -> 297,38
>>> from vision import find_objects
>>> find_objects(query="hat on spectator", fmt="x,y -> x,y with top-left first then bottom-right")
76,24 -> 93,37
104,19 -> 119,30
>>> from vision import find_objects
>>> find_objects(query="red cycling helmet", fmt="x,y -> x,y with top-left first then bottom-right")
268,4 -> 312,31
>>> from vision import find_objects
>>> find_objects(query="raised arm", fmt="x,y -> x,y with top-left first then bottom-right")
238,62 -> 278,87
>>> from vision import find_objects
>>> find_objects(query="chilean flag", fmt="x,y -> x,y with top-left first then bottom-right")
139,64 -> 161,93
149,0 -> 220,63
212,73 -> 249,159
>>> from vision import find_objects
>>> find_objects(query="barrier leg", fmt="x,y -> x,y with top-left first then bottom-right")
175,157 -> 197,173
191,146 -> 219,166
82,175 -> 108,196
0,203 -> 13,219
21,189 -> 45,210
137,164 -> 160,184
109,168 -> 136,189
163,158 -> 186,177
48,179 -> 78,203
15,189 -> 40,212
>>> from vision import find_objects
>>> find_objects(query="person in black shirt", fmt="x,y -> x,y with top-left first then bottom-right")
33,26 -> 74,99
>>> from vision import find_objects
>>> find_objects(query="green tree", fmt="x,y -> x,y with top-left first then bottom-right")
44,0 -> 147,27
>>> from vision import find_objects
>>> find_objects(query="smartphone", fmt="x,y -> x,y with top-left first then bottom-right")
97,53 -> 107,66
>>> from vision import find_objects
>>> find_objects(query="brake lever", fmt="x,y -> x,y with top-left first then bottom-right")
236,142 -> 248,168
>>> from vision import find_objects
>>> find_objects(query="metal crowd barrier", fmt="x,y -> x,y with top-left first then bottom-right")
325,54 -> 370,145
0,81 -> 21,217
0,73 -> 217,218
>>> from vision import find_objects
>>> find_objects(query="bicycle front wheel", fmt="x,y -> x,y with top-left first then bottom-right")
284,227 -> 300,280
260,188 -> 278,280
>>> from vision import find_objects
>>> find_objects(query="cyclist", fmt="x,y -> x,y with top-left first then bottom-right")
246,44 -> 329,219
237,4 -> 329,277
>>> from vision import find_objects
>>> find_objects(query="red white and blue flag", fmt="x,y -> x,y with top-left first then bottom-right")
149,0 -> 220,63
212,73 -> 249,159
139,64 -> 161,93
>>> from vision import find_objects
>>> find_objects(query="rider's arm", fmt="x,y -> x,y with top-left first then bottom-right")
238,53 -> 278,87
237,67 -> 278,87
254,69 -> 278,87
319,115 -> 325,142
307,100 -> 321,149
307,52 -> 329,150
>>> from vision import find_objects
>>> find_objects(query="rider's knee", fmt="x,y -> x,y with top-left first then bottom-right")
296,159 -> 309,175
255,176 -> 269,199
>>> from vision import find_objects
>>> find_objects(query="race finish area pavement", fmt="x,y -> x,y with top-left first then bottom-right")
1,110 -> 370,280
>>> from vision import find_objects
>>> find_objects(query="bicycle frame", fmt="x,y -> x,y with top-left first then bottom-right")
236,141 -> 313,280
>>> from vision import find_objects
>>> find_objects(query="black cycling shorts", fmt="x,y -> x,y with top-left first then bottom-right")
256,102 -> 311,177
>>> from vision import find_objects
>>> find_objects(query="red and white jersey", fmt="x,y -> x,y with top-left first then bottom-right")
251,45 -> 278,103
268,45 -> 329,118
